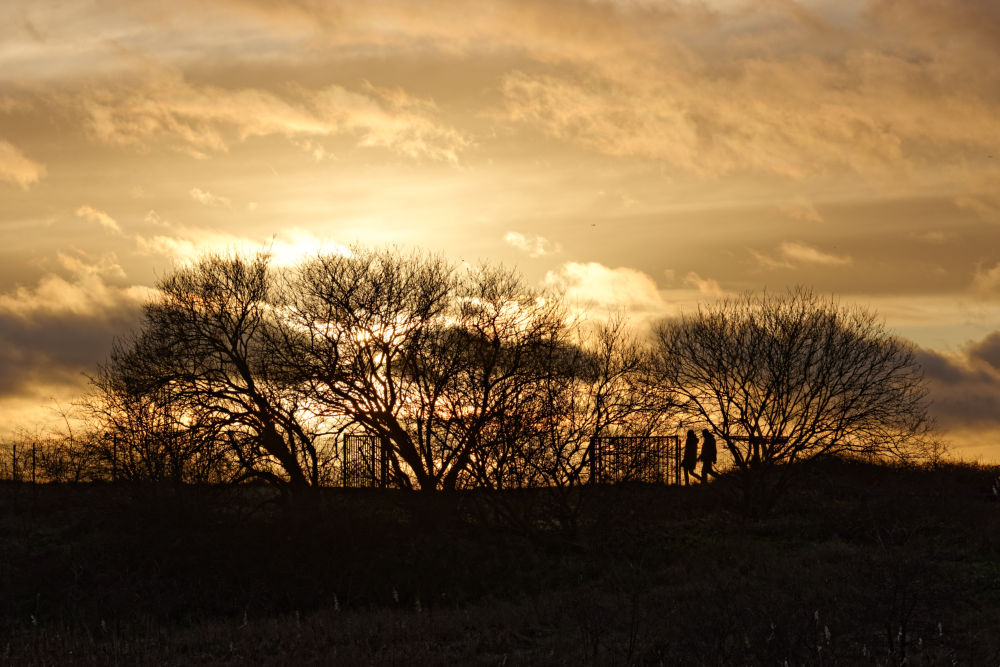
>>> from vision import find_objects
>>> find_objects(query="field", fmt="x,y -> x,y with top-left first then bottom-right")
2,458 -> 999,665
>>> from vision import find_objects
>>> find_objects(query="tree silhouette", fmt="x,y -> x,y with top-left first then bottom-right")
652,288 -> 934,511
99,254 -> 333,497
285,249 -> 570,493
465,315 -> 674,528
86,251 -> 935,507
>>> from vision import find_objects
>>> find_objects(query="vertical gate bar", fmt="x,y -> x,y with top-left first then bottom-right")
674,436 -> 680,485
590,437 -> 598,484
380,436 -> 389,489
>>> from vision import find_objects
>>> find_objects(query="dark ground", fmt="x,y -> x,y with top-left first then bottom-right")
1,458 -> 999,665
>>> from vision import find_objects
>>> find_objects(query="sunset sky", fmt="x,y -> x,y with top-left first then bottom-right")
2,0 -> 1000,458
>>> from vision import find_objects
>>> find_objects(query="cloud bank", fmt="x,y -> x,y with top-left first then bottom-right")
918,332 -> 1000,431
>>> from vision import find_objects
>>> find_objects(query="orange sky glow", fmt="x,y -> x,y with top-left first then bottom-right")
2,0 -> 1000,459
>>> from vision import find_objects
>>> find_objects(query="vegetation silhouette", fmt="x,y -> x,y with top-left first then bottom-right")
0,459 -> 998,665
83,248 -> 680,508
77,251 -> 933,509
653,288 -> 935,514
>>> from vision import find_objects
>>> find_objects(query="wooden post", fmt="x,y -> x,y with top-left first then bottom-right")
31,441 -> 36,484
11,443 -> 17,482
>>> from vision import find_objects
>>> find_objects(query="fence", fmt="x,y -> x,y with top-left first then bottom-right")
341,434 -> 392,488
0,440 -> 88,483
2,432 -> 689,488
0,441 -> 38,483
589,435 -> 681,485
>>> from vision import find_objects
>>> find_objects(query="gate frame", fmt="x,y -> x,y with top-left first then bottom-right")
341,433 -> 392,488
589,435 -> 681,485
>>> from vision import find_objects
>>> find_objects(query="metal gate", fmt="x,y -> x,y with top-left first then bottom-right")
342,434 -> 391,488
589,435 -> 680,485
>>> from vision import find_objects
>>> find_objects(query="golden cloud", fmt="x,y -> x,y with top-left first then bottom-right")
956,195 -> 1000,223
544,261 -> 667,315
752,241 -> 852,270
483,1 -> 1000,185
973,262 -> 1000,293
134,226 -> 349,267
189,187 -> 232,208
0,253 -> 147,319
500,54 -> 998,182
74,204 -> 121,233
74,70 -> 469,162
778,199 -> 824,224
504,231 -> 561,257
0,139 -> 45,189
682,271 -> 723,296
7,0 -> 999,189
778,241 -> 852,267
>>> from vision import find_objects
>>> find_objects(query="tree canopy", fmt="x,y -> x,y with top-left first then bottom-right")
652,288 -> 934,509
85,253 -> 935,502
88,248 -> 669,496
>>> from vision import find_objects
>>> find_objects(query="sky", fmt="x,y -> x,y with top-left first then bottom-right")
1,0 -> 1000,458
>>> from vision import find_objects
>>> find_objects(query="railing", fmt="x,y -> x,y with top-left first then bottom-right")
341,434 -> 391,488
589,436 -> 681,485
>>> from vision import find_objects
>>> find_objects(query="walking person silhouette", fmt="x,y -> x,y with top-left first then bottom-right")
699,429 -> 718,482
681,429 -> 701,485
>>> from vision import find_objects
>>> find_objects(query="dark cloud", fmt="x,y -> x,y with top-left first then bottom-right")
968,332 -> 1000,372
868,0 -> 1000,52
0,298 -> 141,399
916,336 -> 1000,429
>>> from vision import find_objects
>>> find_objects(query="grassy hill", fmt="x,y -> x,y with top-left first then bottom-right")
1,458 -> 998,665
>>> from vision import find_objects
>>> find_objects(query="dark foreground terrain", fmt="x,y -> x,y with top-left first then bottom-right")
1,459 -> 999,665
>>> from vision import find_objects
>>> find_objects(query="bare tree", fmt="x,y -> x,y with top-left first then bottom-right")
478,316 -> 669,488
93,253 -> 335,497
86,340 -> 237,485
286,249 -> 568,494
466,315 -> 674,529
429,263 -> 570,492
284,247 -> 454,492
652,289 -> 933,510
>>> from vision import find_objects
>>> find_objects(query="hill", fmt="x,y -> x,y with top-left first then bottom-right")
1,458 -> 998,665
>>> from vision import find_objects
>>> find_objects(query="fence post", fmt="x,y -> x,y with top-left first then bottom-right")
676,436 -> 681,485
674,436 -> 680,485
111,433 -> 118,483
31,441 -> 36,484
379,436 -> 389,489
341,438 -> 347,488
589,438 -> 599,484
